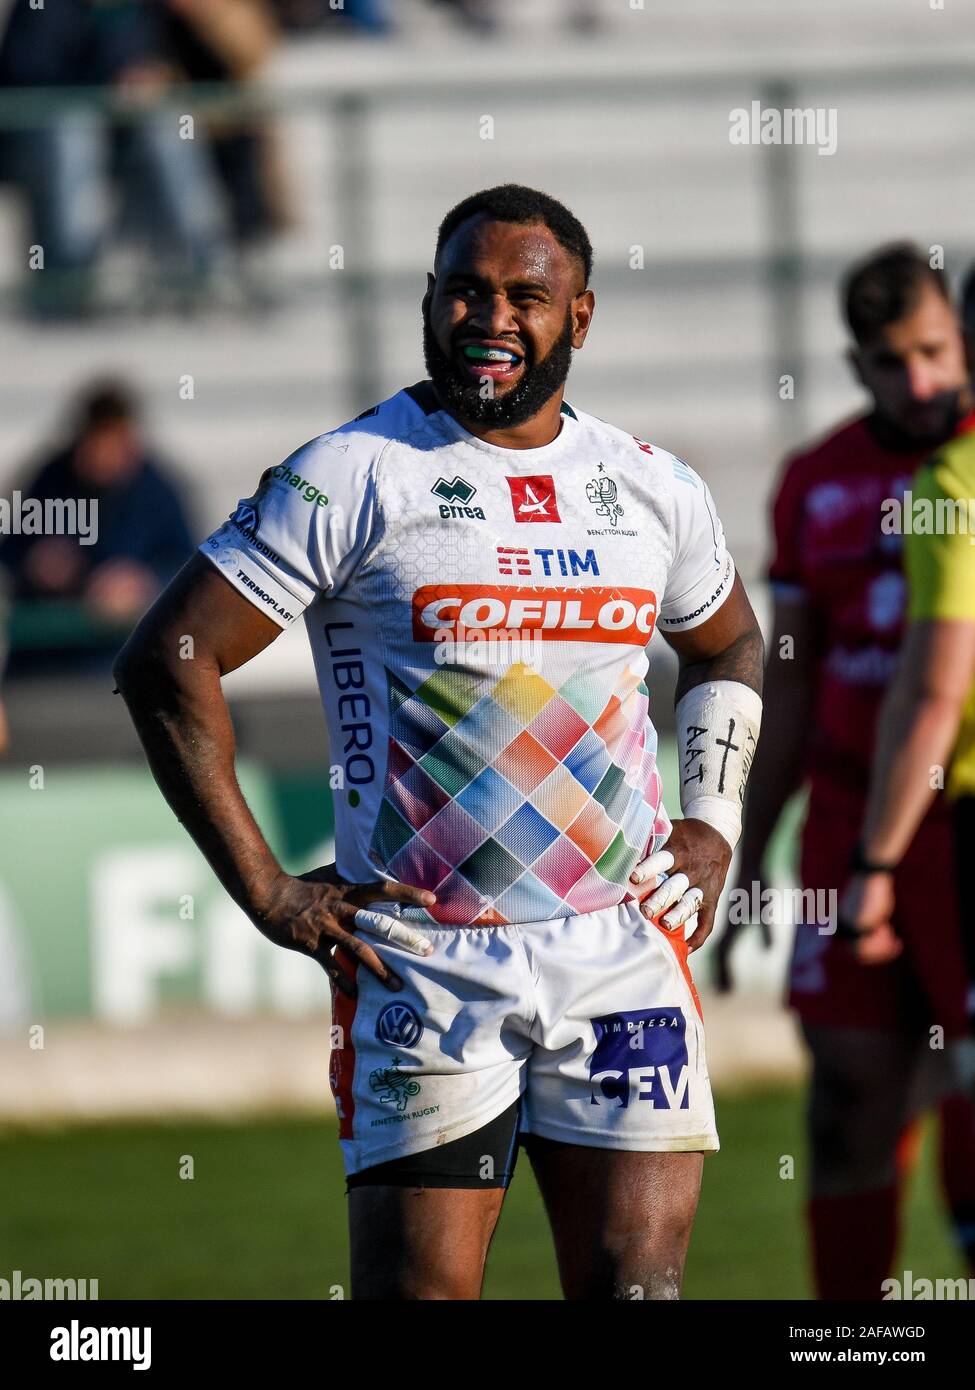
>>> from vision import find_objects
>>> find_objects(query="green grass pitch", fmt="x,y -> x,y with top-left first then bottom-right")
0,1088 -> 965,1300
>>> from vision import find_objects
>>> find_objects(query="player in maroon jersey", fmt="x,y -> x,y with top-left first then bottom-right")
716,244 -> 975,1299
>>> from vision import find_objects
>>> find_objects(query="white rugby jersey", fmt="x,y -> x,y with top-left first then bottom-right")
201,382 -> 735,926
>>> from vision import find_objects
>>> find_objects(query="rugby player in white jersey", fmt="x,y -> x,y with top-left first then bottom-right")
115,184 -> 764,1301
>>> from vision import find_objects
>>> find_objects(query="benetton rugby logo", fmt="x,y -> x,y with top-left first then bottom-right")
585,475 -> 624,527
412,585 -> 657,644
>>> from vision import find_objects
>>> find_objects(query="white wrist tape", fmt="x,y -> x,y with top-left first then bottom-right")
675,680 -> 762,852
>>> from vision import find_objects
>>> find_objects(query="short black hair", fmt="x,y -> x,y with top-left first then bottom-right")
435,183 -> 593,287
76,379 -> 138,433
844,242 -> 950,344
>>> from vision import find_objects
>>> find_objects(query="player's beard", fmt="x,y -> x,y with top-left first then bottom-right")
872,387 -> 969,453
423,306 -> 575,429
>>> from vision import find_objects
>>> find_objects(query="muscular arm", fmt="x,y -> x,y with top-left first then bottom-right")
114,554 -> 287,917
667,573 -> 764,702
114,554 -> 426,991
860,618 -> 975,863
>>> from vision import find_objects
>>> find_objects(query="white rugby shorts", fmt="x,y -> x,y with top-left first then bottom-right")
328,898 -> 718,1175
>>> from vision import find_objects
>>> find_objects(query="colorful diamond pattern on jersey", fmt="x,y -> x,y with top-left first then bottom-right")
370,661 -> 669,925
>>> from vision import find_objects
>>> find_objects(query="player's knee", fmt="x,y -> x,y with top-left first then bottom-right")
570,1230 -> 687,1301
621,1262 -> 683,1301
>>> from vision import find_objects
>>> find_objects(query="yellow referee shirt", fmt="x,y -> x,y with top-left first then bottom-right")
906,428 -> 975,800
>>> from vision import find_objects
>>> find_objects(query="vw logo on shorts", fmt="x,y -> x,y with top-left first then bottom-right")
376,1001 -> 423,1049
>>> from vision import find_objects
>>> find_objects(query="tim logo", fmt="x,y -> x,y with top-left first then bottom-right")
376,1001 -> 424,1048
496,546 -> 599,578
588,1008 -> 689,1109
497,546 -> 532,577
506,475 -> 561,523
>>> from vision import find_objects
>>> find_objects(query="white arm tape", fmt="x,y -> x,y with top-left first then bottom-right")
674,679 -> 763,852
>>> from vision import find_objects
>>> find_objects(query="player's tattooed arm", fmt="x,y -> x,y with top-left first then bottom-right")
113,554 -> 431,995
631,576 -> 765,950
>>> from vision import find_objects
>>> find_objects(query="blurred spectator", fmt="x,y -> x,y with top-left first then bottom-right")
0,0 -> 228,316
159,0 -> 290,256
0,380 -> 195,677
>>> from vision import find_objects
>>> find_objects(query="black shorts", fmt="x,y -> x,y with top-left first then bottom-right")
345,1100 -> 521,1192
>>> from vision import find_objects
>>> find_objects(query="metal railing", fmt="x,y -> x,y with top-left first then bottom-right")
1,59 -> 973,453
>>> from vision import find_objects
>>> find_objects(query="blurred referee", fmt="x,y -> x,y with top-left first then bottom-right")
840,266 -> 975,1072
720,247 -> 975,1299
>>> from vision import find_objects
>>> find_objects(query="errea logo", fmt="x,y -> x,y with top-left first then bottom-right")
433,475 -> 475,504
431,475 -> 485,521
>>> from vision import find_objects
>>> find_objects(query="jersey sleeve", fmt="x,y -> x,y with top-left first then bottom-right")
657,458 -> 736,631
199,431 -> 382,628
767,452 -> 807,598
906,440 -> 975,622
